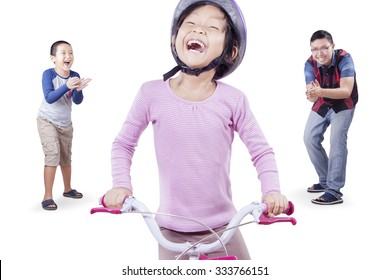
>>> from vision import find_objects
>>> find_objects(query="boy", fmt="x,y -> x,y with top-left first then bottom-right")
37,40 -> 91,210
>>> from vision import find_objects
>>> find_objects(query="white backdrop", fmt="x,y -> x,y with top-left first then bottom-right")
1,0 -> 388,279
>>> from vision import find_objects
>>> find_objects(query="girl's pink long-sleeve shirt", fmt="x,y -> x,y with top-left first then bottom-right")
111,79 -> 280,232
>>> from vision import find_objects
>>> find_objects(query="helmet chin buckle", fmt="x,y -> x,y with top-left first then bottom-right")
163,55 -> 224,81
163,65 -> 206,81
181,67 -> 203,76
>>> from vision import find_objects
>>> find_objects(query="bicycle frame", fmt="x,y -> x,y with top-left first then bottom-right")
91,196 -> 296,260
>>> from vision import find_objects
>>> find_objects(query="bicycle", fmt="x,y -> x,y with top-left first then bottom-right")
90,196 -> 297,260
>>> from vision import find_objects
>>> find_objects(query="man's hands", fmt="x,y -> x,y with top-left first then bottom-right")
306,79 -> 321,102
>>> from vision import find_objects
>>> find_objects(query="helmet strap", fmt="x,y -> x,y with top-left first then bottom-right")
163,65 -> 182,81
163,49 -> 228,81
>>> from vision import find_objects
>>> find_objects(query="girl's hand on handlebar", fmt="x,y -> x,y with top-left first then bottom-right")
103,187 -> 133,208
262,192 -> 289,217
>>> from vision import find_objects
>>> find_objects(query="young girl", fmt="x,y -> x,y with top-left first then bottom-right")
103,0 -> 289,259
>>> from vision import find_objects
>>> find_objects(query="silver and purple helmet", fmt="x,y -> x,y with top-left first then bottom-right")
163,0 -> 247,80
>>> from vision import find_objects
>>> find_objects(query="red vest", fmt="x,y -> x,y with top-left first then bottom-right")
308,49 -> 358,117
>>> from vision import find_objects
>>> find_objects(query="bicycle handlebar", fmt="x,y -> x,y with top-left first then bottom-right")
91,196 -> 296,259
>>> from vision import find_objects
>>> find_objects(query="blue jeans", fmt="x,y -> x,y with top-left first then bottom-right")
303,108 -> 355,198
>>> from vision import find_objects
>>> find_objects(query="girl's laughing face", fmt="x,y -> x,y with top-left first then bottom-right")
174,4 -> 227,70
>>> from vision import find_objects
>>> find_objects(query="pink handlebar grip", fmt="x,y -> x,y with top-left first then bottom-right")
264,201 -> 294,215
285,201 -> 295,216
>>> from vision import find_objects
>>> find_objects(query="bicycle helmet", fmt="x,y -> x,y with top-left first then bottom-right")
163,0 -> 247,81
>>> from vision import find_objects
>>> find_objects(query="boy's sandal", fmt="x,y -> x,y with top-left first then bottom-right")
311,192 -> 343,205
63,189 -> 83,199
42,199 -> 57,210
307,183 -> 325,193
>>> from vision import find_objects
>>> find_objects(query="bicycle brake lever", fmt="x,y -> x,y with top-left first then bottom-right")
258,214 -> 297,225
90,207 -> 122,215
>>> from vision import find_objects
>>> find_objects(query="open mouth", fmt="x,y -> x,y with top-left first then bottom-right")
187,39 -> 206,53
64,61 -> 71,67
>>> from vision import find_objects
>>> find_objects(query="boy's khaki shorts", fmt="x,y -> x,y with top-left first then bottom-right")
37,117 -> 73,166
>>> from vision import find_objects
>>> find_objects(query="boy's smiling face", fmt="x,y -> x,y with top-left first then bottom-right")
174,4 -> 227,70
51,43 -> 74,76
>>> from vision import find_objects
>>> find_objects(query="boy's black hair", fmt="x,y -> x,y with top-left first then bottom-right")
310,30 -> 333,44
50,40 -> 71,56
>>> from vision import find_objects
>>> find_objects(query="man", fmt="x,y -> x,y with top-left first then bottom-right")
304,30 -> 358,205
